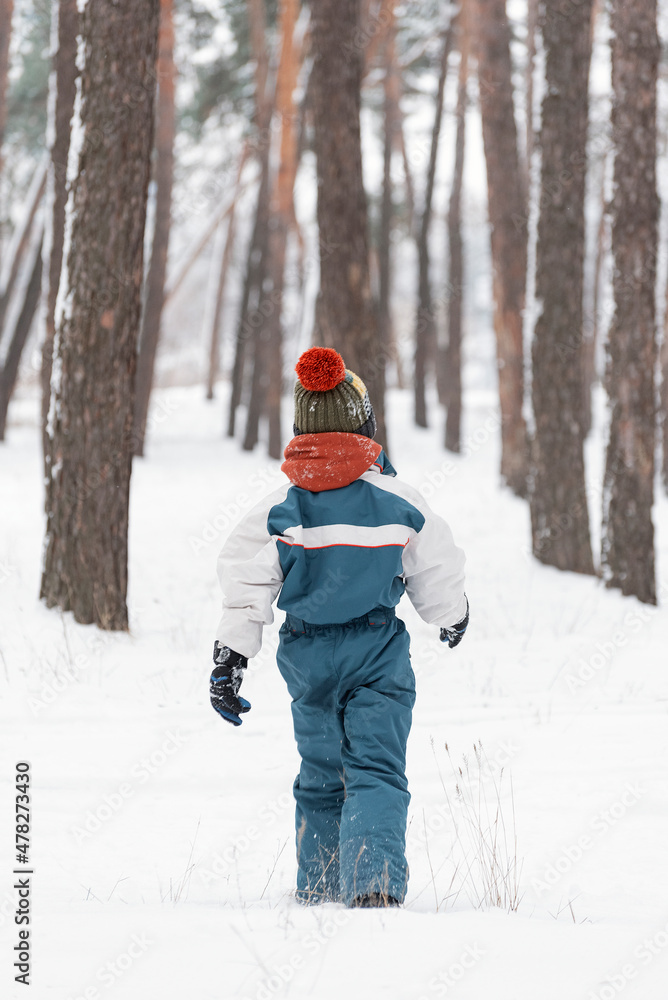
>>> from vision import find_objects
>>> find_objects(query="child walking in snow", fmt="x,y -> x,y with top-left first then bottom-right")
210,347 -> 468,908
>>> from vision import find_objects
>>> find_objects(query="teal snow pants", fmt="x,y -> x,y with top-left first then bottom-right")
276,606 -> 416,905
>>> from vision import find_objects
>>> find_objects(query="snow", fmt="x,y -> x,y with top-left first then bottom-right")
2,382 -> 668,1000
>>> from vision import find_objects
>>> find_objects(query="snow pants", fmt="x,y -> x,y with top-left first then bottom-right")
276,605 -> 416,906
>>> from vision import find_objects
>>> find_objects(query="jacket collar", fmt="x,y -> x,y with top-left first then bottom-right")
372,449 -> 397,478
282,433 -> 390,491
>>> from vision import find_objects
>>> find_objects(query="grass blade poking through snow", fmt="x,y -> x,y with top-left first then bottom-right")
432,740 -> 524,913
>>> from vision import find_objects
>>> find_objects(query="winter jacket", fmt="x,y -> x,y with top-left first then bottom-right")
216,432 -> 467,658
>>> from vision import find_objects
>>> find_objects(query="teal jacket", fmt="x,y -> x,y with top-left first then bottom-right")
216,432 -> 466,658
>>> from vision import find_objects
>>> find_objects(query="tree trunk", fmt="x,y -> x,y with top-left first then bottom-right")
240,257 -> 268,451
444,16 -> 469,455
164,192 -> 242,306
529,0 -> 595,575
0,232 -> 43,440
414,23 -> 454,429
383,12 -> 411,390
248,0 -> 270,122
525,0 -> 537,172
661,306 -> 668,493
0,0 -> 12,184
361,0 -> 392,77
378,0 -> 396,391
244,0 -> 301,458
601,0 -> 659,605
204,144 -> 249,401
228,0 -> 272,444
0,162 -> 47,336
310,0 -> 387,450
42,0 -> 79,464
226,160 -> 271,439
133,0 -> 176,458
40,0 -> 159,631
582,154 -> 608,438
396,108 -> 416,240
473,0 -> 528,495
266,0 -> 301,459
580,0 -> 606,441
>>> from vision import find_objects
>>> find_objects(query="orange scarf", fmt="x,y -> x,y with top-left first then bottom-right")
282,433 -> 382,491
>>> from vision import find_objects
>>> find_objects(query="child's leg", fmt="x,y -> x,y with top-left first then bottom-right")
338,616 -> 415,905
277,623 -> 345,903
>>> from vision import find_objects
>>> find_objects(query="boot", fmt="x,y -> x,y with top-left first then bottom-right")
351,892 -> 400,908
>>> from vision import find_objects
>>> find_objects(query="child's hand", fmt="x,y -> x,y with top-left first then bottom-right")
210,642 -> 251,726
439,597 -> 469,649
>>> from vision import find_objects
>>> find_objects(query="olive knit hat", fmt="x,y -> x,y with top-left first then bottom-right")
293,347 -> 377,438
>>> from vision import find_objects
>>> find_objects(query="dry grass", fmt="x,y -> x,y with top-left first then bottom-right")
433,739 -> 524,913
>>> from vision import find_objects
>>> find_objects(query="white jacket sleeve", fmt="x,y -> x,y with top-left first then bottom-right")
401,491 -> 467,628
215,487 -> 288,658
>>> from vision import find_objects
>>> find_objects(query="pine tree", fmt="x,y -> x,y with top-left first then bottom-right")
601,0 -> 659,605
228,0 -> 272,444
41,0 -> 159,630
0,0 -> 13,178
472,0 -> 528,495
529,0 -> 595,575
310,0 -> 387,448
204,144 -> 249,401
42,0 -> 78,461
263,0 -> 301,459
134,0 -> 177,458
443,10 -> 469,455
0,232 -> 42,440
413,22 -> 453,429
378,0 -> 397,394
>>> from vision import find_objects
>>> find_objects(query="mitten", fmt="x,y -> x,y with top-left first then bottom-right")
210,641 -> 251,726
440,596 -> 469,649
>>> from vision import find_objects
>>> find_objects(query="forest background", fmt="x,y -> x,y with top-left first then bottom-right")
1,0 -> 667,625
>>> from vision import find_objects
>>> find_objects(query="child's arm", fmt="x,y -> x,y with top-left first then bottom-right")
401,493 -> 467,631
215,490 -> 287,659
440,597 -> 469,647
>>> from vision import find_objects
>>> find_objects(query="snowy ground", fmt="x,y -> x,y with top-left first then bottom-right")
2,382 -> 668,1000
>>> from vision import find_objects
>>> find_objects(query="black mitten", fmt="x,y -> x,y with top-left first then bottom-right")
440,596 -> 469,649
210,641 -> 251,726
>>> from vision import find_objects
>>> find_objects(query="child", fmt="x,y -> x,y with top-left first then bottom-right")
210,347 -> 468,908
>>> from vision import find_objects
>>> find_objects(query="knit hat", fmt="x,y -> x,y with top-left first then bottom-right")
293,347 -> 377,438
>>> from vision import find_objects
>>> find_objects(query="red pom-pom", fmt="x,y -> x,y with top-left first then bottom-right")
296,347 -> 346,392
